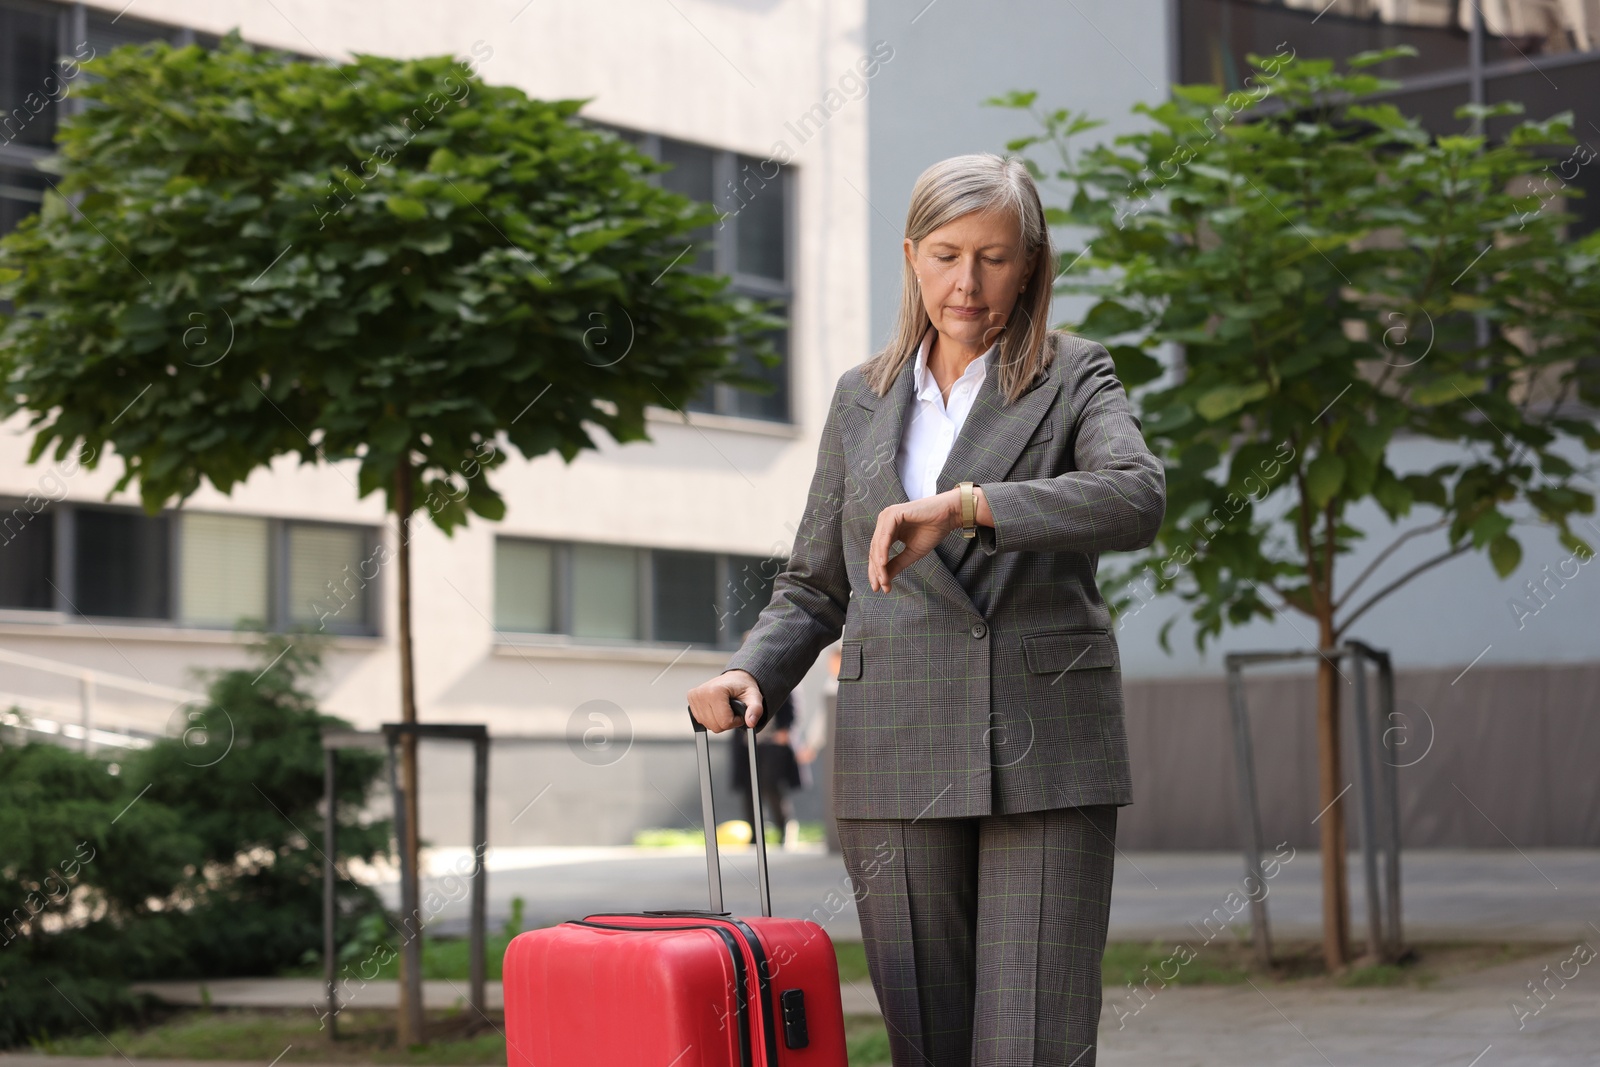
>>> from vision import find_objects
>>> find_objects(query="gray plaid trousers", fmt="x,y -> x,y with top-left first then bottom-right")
838,806 -> 1119,1067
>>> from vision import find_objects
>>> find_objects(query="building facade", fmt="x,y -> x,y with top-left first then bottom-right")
2,0 -> 1596,849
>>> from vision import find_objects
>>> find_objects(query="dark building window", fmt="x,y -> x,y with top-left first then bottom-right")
83,8 -> 183,58
653,549 -> 720,645
0,2 -> 62,151
724,553 -> 779,641
733,152 -> 787,283
0,1 -> 257,247
0,499 -> 53,609
658,137 -> 716,274
590,123 -> 794,423
74,507 -> 170,619
0,165 -> 44,235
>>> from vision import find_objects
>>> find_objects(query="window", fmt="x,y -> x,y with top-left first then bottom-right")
658,137 -> 716,274
287,523 -> 371,631
0,1 -> 253,246
0,498 -> 53,610
495,536 -> 784,649
653,549 -> 719,645
180,513 -> 269,628
83,8 -> 183,58
732,152 -> 786,283
74,507 -> 170,619
0,2 -> 61,152
590,124 -> 795,422
0,165 -> 44,237
571,543 -> 640,641
0,500 -> 377,632
495,538 -> 556,634
724,553 -> 780,641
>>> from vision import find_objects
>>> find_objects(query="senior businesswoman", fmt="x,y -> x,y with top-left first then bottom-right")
688,152 -> 1166,1066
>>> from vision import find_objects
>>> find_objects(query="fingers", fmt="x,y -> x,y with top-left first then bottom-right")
689,673 -> 765,733
688,686 -> 736,733
882,547 -> 910,588
733,683 -> 765,730
868,506 -> 900,593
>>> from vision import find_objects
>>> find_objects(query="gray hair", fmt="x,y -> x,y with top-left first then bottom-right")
863,152 -> 1056,405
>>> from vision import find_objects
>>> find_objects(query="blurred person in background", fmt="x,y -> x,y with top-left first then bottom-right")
729,683 -> 803,848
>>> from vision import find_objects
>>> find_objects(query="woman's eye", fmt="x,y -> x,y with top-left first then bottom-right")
984,258 -> 1005,266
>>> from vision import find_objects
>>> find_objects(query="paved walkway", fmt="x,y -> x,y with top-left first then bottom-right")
1098,951 -> 1600,1066
388,846 -> 1600,943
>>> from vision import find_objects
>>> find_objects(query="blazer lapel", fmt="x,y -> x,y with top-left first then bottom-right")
851,356 -> 982,618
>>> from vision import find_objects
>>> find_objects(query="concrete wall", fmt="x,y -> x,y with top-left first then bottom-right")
408,658 -> 1599,850
1119,661 -> 1600,850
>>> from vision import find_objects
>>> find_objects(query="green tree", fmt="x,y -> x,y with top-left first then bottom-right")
0,37 -> 778,1034
994,46 -> 1600,968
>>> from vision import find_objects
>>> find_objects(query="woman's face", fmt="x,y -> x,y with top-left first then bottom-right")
904,207 -> 1033,353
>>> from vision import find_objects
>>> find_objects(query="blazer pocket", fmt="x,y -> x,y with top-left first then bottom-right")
1022,628 -> 1116,674
837,641 -> 863,680
1020,418 -> 1055,453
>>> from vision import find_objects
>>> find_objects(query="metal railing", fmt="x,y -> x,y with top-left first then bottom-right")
1225,640 -> 1404,966
0,645 -> 200,754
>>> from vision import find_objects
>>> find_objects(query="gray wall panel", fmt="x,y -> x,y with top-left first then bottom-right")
412,664 -> 1597,851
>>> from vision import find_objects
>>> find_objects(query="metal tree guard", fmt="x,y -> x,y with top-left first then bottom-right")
1225,640 -> 1403,968
321,723 -> 490,1040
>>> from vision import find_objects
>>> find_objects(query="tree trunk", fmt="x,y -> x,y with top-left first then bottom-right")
1316,601 -> 1350,970
395,457 -> 423,1043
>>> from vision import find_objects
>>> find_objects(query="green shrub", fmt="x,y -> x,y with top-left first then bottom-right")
0,638 -> 389,1048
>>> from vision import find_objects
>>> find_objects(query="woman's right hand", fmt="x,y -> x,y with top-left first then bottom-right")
688,669 -> 765,733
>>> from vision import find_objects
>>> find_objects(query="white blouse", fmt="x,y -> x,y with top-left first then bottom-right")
896,327 -> 997,502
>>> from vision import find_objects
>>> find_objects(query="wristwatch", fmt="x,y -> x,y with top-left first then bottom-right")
957,481 -> 977,540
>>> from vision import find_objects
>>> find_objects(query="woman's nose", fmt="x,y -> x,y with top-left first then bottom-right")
954,259 -> 980,295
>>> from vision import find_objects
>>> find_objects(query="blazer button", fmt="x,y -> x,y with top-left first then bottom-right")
970,622 -> 988,639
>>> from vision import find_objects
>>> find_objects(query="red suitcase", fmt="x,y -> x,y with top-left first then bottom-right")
503,700 -> 849,1067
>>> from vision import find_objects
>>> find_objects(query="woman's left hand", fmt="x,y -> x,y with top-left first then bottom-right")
868,490 -> 960,593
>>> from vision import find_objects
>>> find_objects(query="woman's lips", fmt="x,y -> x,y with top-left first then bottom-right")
947,306 -> 987,319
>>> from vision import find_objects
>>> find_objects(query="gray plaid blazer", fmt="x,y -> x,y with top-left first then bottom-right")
724,330 -> 1166,820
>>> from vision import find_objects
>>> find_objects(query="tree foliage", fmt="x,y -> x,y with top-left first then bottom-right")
0,35 -> 780,525
0,640 -> 387,1047
994,45 -> 1600,649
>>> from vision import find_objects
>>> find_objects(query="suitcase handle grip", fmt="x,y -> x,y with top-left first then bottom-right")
688,698 -> 773,917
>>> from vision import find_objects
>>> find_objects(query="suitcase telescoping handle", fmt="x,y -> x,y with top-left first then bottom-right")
688,698 -> 772,918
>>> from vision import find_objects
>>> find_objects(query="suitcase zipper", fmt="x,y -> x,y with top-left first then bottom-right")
568,919 -> 756,1067
726,918 -> 781,1066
